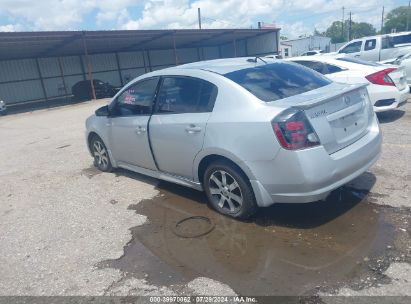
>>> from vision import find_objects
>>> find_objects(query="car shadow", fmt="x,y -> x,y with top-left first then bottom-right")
377,109 -> 405,123
112,167 -> 377,230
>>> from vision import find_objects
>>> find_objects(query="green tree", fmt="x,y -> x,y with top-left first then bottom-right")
279,35 -> 288,40
351,22 -> 376,39
325,21 -> 345,43
383,6 -> 411,33
325,20 -> 376,43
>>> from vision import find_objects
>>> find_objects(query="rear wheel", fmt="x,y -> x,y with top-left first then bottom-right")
203,161 -> 257,219
90,136 -> 112,172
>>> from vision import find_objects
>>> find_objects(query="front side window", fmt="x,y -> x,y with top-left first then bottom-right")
112,77 -> 159,116
364,39 -> 376,51
223,62 -> 331,102
156,77 -> 217,114
339,41 -> 362,54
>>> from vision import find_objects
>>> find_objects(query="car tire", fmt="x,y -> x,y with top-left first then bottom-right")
203,161 -> 257,219
90,136 -> 113,172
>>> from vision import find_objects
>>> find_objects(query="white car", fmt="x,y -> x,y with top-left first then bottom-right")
301,50 -> 324,56
380,52 -> 411,88
287,56 -> 409,112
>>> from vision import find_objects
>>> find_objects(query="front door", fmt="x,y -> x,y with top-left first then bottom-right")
109,77 -> 159,170
149,76 -> 218,179
338,40 -> 363,58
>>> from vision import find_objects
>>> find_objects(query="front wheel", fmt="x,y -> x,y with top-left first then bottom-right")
90,136 -> 112,172
203,161 -> 257,219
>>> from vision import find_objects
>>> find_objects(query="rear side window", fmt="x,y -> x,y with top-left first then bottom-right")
293,60 -> 325,74
223,62 -> 331,102
156,77 -> 217,114
364,39 -> 376,51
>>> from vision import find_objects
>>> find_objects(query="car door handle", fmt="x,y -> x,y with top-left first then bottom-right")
185,125 -> 202,134
135,126 -> 146,134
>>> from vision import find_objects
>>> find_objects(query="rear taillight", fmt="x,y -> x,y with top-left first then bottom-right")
365,68 -> 397,86
272,109 -> 320,150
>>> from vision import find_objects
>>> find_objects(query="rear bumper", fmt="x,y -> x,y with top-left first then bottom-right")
369,85 -> 409,112
248,116 -> 382,207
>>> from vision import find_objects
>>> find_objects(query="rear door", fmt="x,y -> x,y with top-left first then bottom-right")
149,76 -> 218,179
108,77 -> 159,170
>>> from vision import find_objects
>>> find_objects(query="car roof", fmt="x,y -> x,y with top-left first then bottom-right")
343,31 -> 411,43
163,57 -> 278,74
287,55 -> 383,71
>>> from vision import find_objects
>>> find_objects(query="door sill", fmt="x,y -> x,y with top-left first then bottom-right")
117,161 -> 203,191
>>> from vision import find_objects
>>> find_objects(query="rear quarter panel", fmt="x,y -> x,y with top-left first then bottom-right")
192,74 -> 284,182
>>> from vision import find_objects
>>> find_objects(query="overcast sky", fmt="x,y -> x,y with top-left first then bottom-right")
0,0 -> 406,38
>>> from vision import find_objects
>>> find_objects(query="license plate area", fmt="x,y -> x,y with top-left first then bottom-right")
329,109 -> 367,145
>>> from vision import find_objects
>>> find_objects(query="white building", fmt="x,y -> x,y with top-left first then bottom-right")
280,35 -> 331,57
279,42 -> 293,58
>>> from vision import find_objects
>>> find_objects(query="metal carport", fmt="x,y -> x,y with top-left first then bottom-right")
0,29 -> 279,107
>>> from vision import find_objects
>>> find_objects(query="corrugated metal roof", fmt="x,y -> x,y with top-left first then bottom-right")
0,29 -> 279,61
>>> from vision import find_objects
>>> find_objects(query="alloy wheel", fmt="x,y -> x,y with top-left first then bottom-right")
93,140 -> 109,170
208,170 -> 243,213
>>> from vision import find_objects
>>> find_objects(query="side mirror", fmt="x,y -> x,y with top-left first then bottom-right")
95,105 -> 109,117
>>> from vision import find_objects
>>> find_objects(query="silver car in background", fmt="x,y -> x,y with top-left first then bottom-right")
86,58 -> 382,219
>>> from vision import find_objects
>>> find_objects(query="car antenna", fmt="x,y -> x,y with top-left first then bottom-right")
246,57 -> 268,64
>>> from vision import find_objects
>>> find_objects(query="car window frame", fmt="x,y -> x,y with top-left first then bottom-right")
109,76 -> 160,117
152,75 -> 218,115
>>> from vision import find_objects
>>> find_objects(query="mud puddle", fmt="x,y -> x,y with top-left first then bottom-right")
99,177 -> 411,296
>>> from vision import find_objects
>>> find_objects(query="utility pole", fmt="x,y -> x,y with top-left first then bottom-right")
348,12 -> 352,41
198,8 -> 202,29
381,6 -> 385,34
342,6 -> 345,42
407,1 -> 410,31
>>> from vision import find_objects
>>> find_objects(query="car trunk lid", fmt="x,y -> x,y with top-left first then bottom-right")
272,83 -> 373,154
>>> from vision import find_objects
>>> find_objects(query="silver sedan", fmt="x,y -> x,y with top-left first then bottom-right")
86,58 -> 382,219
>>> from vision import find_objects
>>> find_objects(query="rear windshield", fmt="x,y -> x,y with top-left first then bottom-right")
223,62 -> 331,102
337,57 -> 381,67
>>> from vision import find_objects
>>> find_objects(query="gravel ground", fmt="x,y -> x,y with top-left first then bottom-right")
0,98 -> 410,299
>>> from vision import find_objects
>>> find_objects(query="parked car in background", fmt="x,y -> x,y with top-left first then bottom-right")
288,56 -> 409,112
0,100 -> 7,115
86,58 -> 381,219
301,50 -> 324,56
72,79 -> 120,101
337,31 -> 411,62
380,52 -> 411,89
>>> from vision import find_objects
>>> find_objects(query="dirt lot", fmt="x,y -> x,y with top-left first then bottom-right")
0,99 -> 410,300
